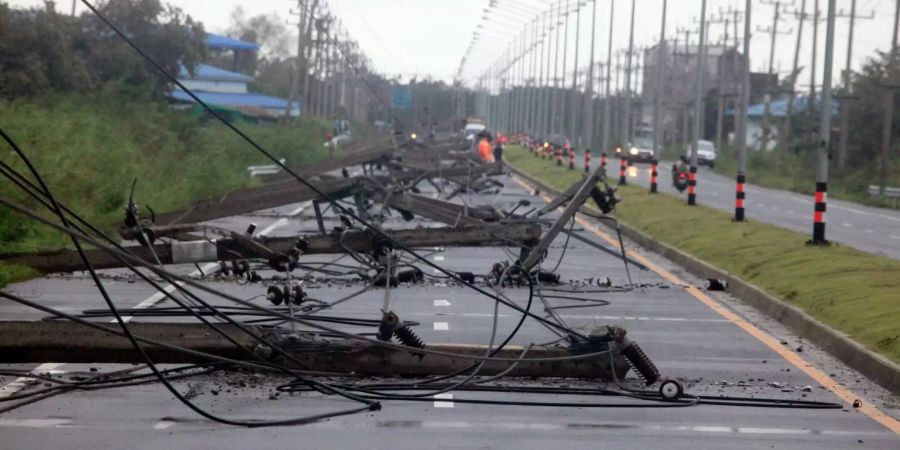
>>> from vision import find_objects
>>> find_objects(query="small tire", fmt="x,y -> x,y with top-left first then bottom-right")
659,379 -> 684,401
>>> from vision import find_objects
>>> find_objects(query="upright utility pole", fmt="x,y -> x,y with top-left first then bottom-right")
550,5 -> 568,133
688,0 -> 708,206
735,0 -> 752,221
758,0 -> 792,152
881,0 -> 900,196
284,0 -> 307,118
554,0 -> 569,135
583,0 -> 599,149
653,0 -> 668,173
809,0 -> 820,108
601,0 -> 616,156
621,0 -> 637,147
569,2 -> 582,143
784,0 -> 807,151
835,2 -> 874,168
542,6 -> 555,139
810,0 -> 837,245
557,0 -> 581,135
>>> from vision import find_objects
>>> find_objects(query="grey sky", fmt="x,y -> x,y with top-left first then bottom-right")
9,0 -> 900,89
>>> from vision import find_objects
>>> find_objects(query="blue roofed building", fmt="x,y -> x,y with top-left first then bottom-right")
169,33 -> 300,120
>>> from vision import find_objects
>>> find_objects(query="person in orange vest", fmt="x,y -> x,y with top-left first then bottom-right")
476,130 -> 495,163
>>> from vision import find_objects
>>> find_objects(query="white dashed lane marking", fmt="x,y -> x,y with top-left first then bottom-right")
433,322 -> 449,331
433,393 -> 454,408
433,299 -> 451,307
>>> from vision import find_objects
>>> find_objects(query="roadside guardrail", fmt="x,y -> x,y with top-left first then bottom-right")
867,185 -> 900,209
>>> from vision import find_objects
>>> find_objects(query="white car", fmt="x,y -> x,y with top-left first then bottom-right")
463,123 -> 487,141
686,140 -> 717,168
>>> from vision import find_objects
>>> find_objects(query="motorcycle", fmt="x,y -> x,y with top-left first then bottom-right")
672,158 -> 689,193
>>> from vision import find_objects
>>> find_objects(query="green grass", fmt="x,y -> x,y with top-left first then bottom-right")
0,94 -> 331,286
507,146 -> 900,364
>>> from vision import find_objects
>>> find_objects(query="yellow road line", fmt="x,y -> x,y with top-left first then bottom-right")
511,174 -> 900,434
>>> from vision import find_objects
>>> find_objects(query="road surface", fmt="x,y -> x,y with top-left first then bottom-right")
0,170 -> 897,448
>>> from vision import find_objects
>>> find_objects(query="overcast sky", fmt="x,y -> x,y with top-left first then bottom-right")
9,0 -> 900,89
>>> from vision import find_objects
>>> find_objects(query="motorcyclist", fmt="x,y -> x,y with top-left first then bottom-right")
672,155 -> 689,192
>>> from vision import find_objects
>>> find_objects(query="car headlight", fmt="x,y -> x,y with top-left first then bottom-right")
629,148 -> 638,156
616,147 -> 622,154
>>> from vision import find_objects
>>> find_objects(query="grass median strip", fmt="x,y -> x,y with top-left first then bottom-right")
507,146 -> 900,364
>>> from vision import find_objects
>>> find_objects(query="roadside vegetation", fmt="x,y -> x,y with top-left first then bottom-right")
0,94 -> 329,286
507,146 -> 900,364
0,1 -> 337,287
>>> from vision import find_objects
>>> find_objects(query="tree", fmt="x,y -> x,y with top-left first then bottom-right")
0,0 -> 206,99
845,51 -> 900,169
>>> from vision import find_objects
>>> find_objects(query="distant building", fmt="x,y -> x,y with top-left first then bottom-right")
169,33 -> 300,120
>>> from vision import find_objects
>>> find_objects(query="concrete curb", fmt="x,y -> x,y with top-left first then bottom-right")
507,163 -> 900,395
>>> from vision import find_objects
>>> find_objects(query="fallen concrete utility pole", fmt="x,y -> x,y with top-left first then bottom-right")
0,321 -> 630,379
1,223 -> 542,274
152,164 -> 499,227
521,166 -> 614,271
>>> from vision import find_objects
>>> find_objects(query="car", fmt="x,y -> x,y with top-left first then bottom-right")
463,123 -> 487,141
685,140 -> 717,168
625,137 -> 655,163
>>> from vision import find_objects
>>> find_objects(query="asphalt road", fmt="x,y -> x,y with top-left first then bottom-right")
0,171 -> 897,448
619,161 -> 900,260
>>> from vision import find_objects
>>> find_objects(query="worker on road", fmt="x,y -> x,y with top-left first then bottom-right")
493,140 -> 504,169
477,130 -> 495,163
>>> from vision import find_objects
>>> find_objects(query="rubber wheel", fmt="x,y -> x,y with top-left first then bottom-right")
659,379 -> 684,401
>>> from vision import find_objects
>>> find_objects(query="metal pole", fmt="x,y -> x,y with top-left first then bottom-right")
836,0 -> 856,168
601,0 -> 615,156
811,0 -> 837,244
689,0 -> 707,206
583,0 -> 598,149
653,0 -> 667,166
736,0 -> 752,221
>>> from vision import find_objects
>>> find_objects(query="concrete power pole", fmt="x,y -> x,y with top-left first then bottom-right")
758,0 -> 792,152
653,0 -> 668,185
688,0 -> 708,206
783,0 -> 807,152
621,0 -> 637,148
881,0 -> 900,196
735,0 -> 752,221
601,0 -> 616,158
583,0 -> 598,149
810,0 -> 837,245
835,2 -> 874,168
569,3 -> 582,144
